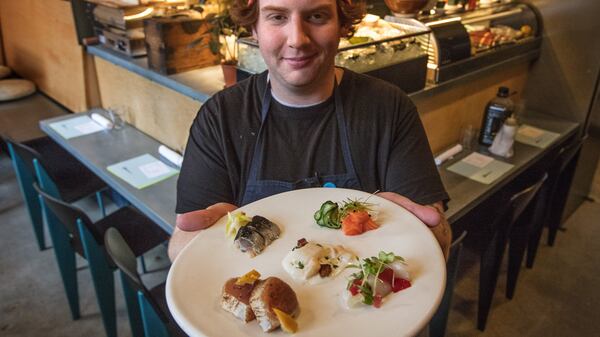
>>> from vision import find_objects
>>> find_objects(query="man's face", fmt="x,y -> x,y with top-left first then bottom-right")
254,0 -> 342,91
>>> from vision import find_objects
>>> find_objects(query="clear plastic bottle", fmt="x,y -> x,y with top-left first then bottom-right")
479,86 -> 515,146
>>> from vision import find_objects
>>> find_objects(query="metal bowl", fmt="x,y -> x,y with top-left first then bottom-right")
384,0 -> 430,15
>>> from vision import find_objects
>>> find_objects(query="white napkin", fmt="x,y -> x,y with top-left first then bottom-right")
489,119 -> 517,158
159,145 -> 183,167
91,112 -> 113,129
435,144 -> 463,166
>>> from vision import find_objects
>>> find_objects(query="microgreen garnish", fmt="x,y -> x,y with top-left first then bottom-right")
347,251 -> 406,305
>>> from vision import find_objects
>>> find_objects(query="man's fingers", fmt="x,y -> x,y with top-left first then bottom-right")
376,192 -> 441,227
177,202 -> 238,231
207,202 -> 238,213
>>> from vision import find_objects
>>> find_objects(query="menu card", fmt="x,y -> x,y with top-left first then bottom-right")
107,154 -> 179,189
48,115 -> 105,139
447,152 -> 514,184
515,125 -> 560,149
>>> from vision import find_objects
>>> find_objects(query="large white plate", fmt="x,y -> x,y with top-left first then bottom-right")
167,188 -> 446,337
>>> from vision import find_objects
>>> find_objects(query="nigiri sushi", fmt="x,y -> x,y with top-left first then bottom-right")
234,215 -> 281,257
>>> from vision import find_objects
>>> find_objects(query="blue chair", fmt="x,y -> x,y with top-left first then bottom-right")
104,227 -> 186,337
34,183 -> 169,337
4,136 -> 107,250
429,231 -> 467,337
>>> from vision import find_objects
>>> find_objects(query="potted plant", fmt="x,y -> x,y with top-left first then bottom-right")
201,0 -> 248,87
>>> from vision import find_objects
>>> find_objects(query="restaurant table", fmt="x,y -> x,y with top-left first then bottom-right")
39,110 -> 579,237
441,112 -> 579,226
39,110 -> 177,234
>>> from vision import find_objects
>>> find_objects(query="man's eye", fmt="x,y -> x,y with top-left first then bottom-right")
308,12 -> 330,24
267,14 -> 287,22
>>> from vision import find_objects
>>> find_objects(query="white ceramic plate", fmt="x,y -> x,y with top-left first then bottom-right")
167,188 -> 446,337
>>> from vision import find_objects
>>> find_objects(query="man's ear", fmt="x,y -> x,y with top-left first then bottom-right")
252,27 -> 258,39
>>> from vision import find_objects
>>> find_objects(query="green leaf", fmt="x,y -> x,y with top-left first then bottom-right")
378,251 -> 396,264
359,283 -> 374,305
209,40 -> 220,55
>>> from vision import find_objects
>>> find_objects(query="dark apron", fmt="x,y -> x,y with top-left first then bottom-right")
240,77 -> 361,206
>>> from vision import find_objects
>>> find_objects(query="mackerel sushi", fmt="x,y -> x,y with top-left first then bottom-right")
234,216 -> 281,257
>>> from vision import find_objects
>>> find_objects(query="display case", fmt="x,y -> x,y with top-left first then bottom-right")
237,15 -> 432,93
387,0 -> 542,83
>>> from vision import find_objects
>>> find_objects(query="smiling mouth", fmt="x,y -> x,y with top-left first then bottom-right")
282,54 -> 317,68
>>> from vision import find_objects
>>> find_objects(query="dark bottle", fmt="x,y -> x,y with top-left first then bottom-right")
479,86 -> 514,146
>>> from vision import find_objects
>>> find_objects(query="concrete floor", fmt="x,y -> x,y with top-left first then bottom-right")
1,149 -> 599,337
0,152 -> 169,337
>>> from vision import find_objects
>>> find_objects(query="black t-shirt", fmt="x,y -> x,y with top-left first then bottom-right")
176,70 -> 448,213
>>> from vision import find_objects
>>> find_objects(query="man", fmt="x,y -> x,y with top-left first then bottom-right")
168,0 -> 451,260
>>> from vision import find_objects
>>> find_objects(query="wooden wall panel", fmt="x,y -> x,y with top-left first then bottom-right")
415,63 -> 529,154
94,57 -> 202,152
94,55 -> 529,155
0,0 -> 89,111
0,11 -> 4,66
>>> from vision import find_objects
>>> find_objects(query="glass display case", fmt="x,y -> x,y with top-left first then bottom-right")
386,0 -> 541,83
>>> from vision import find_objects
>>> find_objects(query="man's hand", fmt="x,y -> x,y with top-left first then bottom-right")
168,202 -> 238,261
176,202 -> 238,231
376,192 -> 451,260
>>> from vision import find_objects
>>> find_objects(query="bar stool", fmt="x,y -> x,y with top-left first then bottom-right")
4,136 -> 107,250
477,172 -> 547,330
429,231 -> 467,337
526,139 -> 583,268
104,227 -> 186,337
34,183 -> 169,337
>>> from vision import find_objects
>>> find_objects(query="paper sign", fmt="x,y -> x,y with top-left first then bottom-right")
107,154 -> 178,189
73,121 -> 104,134
462,152 -> 494,168
518,125 -> 544,139
447,152 -> 514,184
515,124 -> 561,149
139,161 -> 171,179
49,115 -> 105,139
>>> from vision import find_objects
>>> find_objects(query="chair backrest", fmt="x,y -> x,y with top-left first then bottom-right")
104,227 -> 169,323
507,173 -> 548,225
557,139 -> 583,174
4,137 -> 41,179
33,182 -> 97,244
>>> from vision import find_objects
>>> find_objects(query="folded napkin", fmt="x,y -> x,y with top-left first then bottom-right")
91,112 -> 113,129
435,144 -> 463,166
159,145 -> 183,167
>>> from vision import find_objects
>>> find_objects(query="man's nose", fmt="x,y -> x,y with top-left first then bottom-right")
287,16 -> 310,49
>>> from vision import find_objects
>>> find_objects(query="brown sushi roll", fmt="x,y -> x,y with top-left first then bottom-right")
250,277 -> 300,332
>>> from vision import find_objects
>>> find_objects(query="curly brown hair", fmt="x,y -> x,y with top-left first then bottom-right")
229,0 -> 366,38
